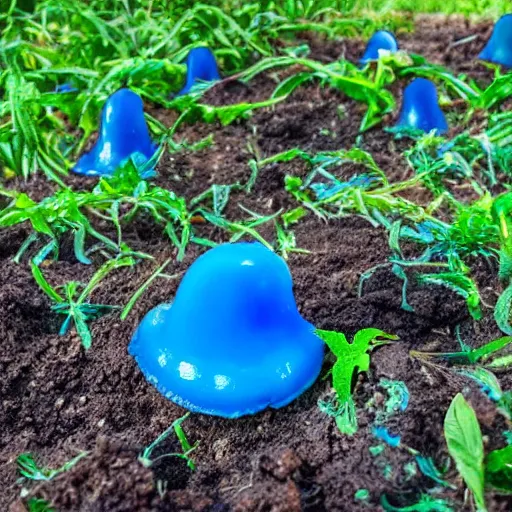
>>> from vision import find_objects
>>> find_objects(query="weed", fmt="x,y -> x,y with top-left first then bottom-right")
17,451 -> 88,482
443,393 -> 512,509
380,494 -> 454,512
26,498 -> 55,512
410,335 -> 512,367
444,393 -> 486,511
316,328 -> 397,435
31,255 -> 138,348
139,413 -> 198,471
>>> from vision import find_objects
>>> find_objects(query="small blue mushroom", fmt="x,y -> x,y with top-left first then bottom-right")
178,47 -> 221,96
129,242 -> 324,418
360,30 -> 398,64
479,14 -> 512,68
73,88 -> 157,177
396,78 -> 448,134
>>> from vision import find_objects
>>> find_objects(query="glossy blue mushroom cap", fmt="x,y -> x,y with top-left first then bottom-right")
396,78 -> 448,134
178,47 -> 221,96
129,242 -> 324,418
73,88 -> 157,177
479,14 -> 512,68
360,30 -> 398,64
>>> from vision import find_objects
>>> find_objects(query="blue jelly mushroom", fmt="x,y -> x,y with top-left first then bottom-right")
396,78 -> 448,134
178,47 -> 221,96
479,14 -> 512,68
73,88 -> 156,177
360,30 -> 398,64
129,242 -> 324,418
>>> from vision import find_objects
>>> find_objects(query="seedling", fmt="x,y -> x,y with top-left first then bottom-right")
380,494 -> 454,512
444,394 -> 486,511
25,499 -> 55,512
316,328 -> 398,435
17,451 -> 88,482
31,255 -> 137,349
139,413 -> 198,471
410,335 -> 512,368
442,393 -> 512,509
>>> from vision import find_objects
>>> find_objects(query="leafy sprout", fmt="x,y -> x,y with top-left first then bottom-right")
17,451 -> 88,482
139,412 -> 198,471
316,328 -> 398,435
31,255 -> 138,349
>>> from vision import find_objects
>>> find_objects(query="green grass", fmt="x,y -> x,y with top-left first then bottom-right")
354,0 -> 509,17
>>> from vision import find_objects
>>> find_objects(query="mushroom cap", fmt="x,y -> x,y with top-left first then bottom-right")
178,47 -> 221,96
73,88 -> 157,177
479,14 -> 512,68
129,242 -> 324,418
360,30 -> 398,64
396,78 -> 448,134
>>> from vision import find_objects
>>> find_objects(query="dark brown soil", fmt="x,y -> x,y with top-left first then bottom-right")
1,16 -> 511,512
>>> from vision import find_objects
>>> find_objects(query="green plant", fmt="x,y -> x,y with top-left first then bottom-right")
316,328 -> 398,435
485,444 -> 512,493
31,255 -> 137,348
241,55 -> 396,131
410,336 -> 512,368
442,393 -> 512,508
444,393 -> 486,511
139,413 -> 198,471
26,498 -> 55,512
380,494 -> 454,512
17,451 -> 88,481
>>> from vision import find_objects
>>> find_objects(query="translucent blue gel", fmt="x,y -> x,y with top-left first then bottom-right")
360,30 -> 398,64
479,14 -> 512,68
396,78 -> 448,134
178,47 -> 221,96
73,88 -> 157,177
129,242 -> 325,418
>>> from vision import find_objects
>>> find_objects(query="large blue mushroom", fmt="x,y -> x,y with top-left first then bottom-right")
479,14 -> 512,68
129,242 -> 324,418
360,30 -> 398,64
73,88 -> 157,177
178,47 -> 221,96
395,78 -> 448,134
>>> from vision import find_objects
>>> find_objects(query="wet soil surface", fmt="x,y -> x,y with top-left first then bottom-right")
1,16 -> 511,512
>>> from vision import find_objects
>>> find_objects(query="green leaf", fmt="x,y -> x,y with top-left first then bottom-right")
495,284 -> 512,335
410,336 -> 512,366
73,308 -> 92,350
485,445 -> 512,493
381,493 -> 454,512
30,262 -> 64,304
73,225 -> 92,265
444,394 -> 486,512
315,328 -> 397,435
282,207 -> 307,227
417,272 -> 482,320
17,451 -> 87,482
